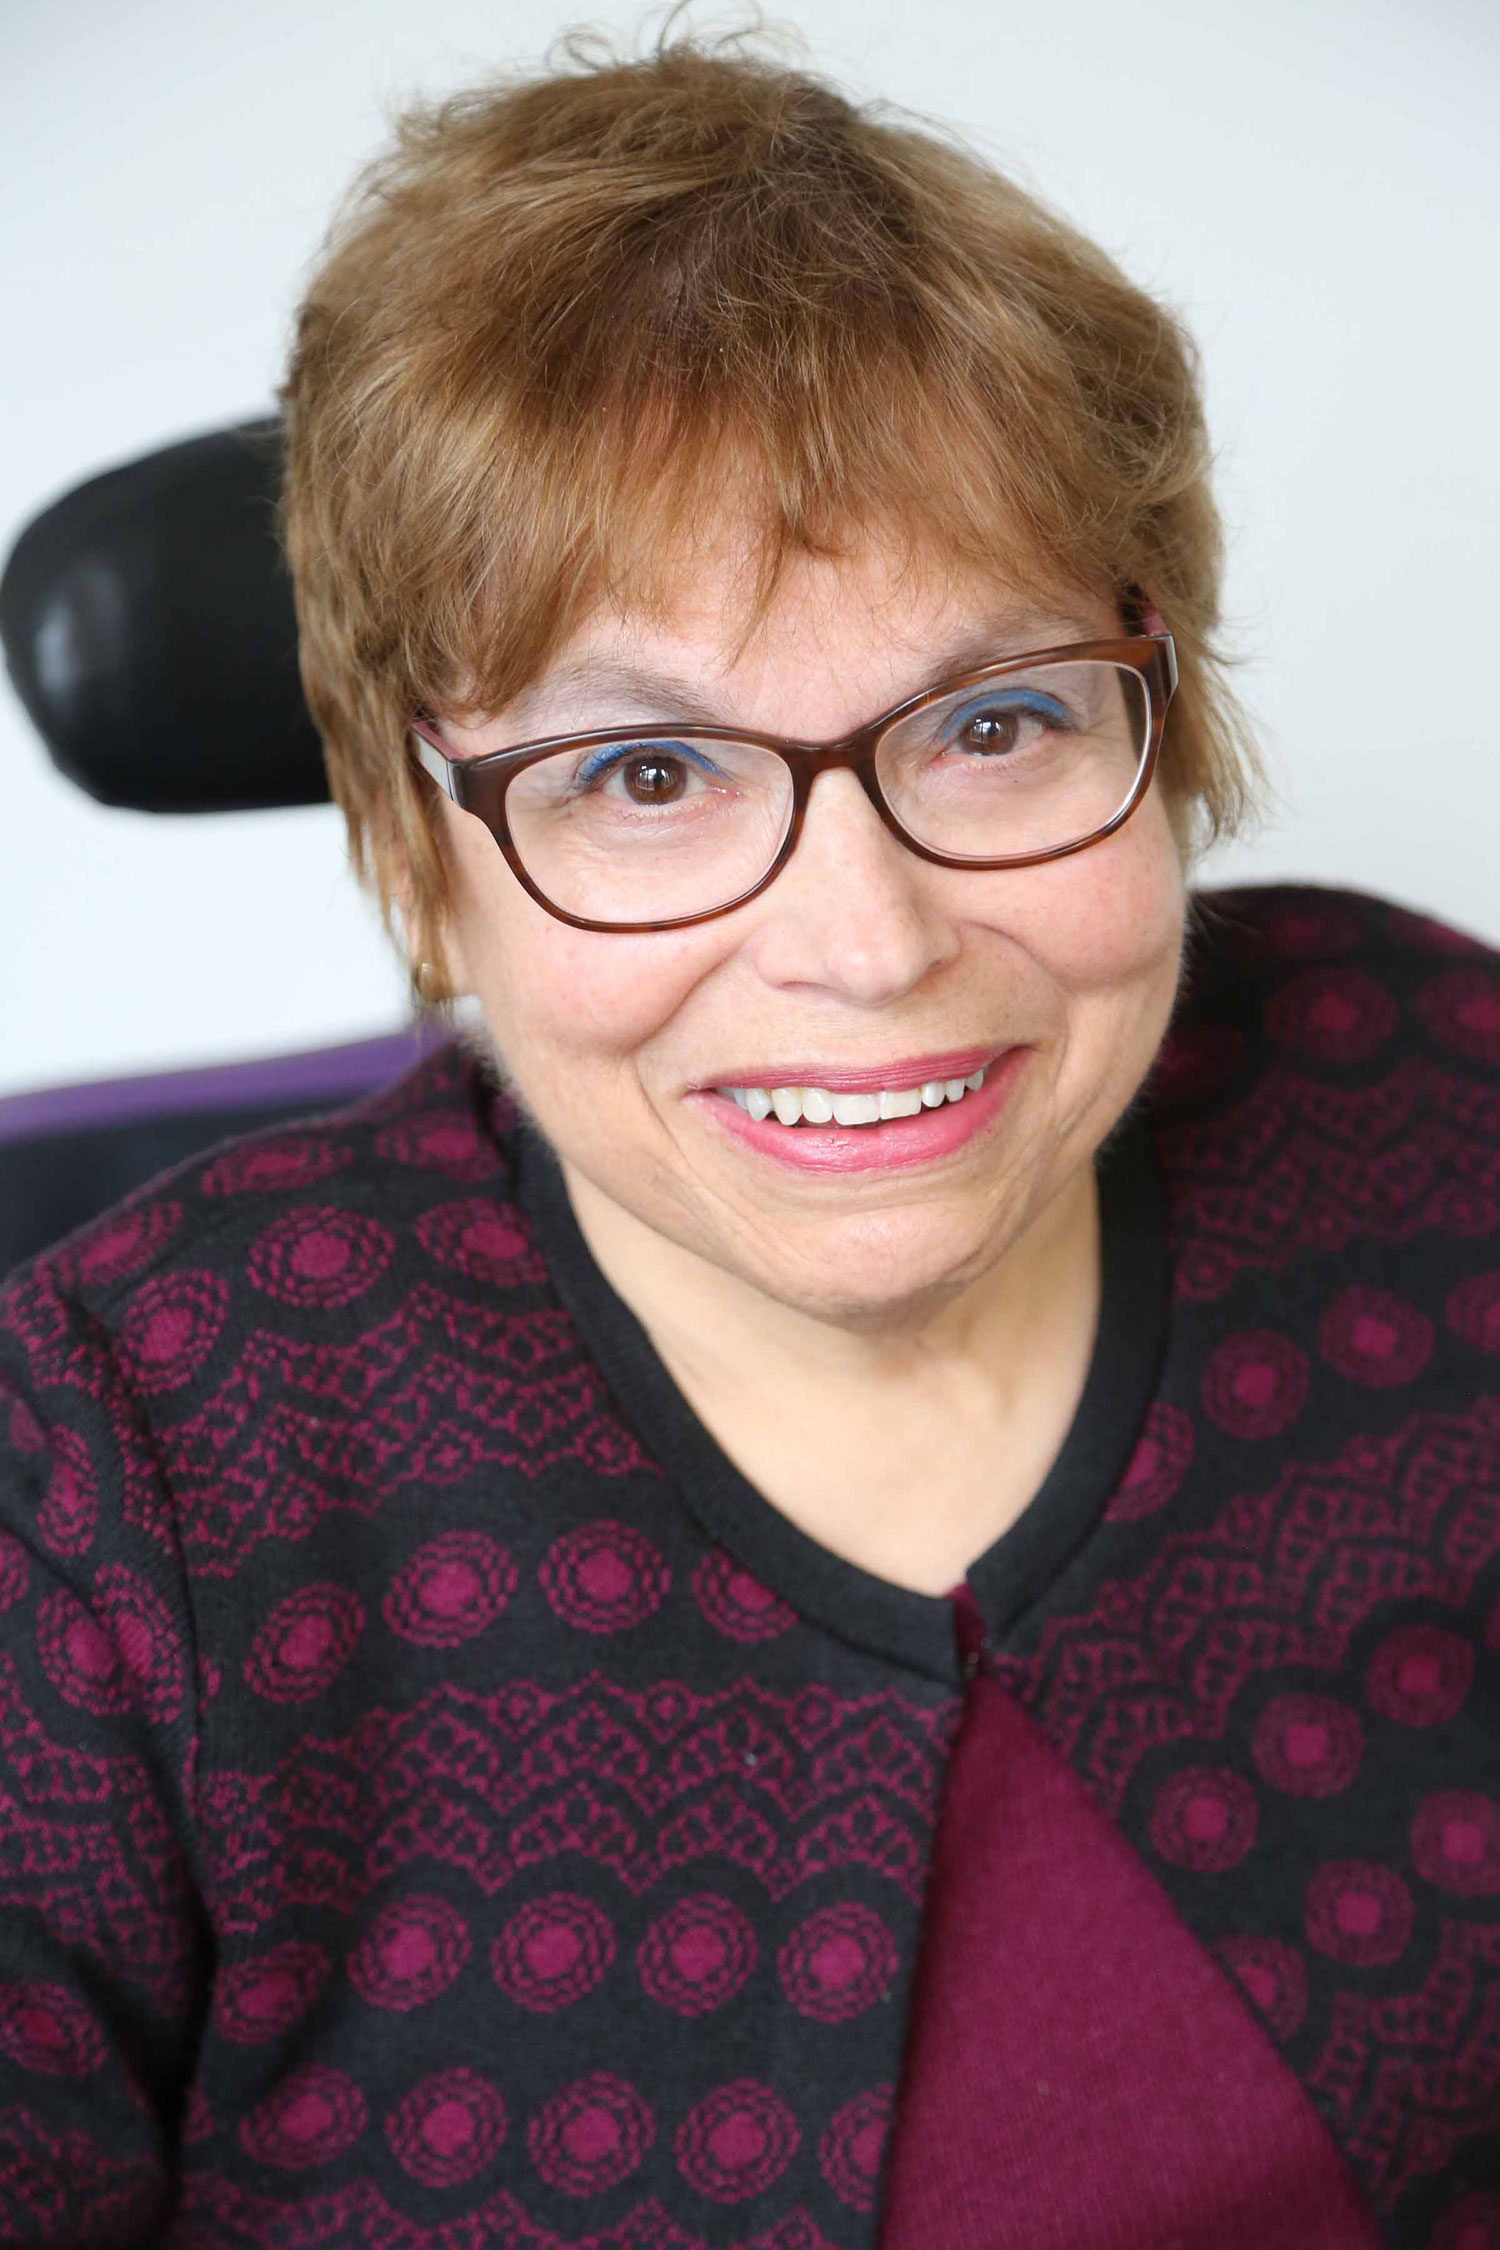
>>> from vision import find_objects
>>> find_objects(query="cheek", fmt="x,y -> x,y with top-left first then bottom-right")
1038,803 -> 1185,985
449,837 -> 723,1097
995,814 -> 1185,1093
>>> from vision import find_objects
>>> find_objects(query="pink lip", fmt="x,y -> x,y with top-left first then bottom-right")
689,1046 -> 1029,1174
695,1045 -> 1001,1096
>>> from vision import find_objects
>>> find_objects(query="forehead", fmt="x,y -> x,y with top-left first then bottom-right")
492,543 -> 1113,738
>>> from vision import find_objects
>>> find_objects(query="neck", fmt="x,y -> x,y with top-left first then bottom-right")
559,1157 -> 1103,1592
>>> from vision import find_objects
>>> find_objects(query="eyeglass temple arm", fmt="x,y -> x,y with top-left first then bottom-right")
412,726 -> 460,802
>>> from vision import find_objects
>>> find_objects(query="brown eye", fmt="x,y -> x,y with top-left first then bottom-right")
622,755 -> 687,803
958,711 -> 1021,755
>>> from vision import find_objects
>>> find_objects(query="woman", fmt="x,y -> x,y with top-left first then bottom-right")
0,32 -> 1495,2249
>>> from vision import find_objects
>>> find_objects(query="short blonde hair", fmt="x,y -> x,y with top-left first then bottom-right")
278,28 -> 1262,1005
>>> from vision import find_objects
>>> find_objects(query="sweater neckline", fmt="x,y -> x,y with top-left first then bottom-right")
505,1083 -> 1168,1686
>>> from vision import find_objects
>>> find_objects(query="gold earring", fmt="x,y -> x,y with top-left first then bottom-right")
412,958 -> 452,1007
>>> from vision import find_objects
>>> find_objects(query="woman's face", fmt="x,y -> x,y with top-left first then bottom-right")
431,542 -> 1188,1330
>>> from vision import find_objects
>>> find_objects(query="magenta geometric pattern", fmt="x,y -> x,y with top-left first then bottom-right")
0,881 -> 1495,2247
979,888 -> 1500,2245
191,1673 -> 953,1931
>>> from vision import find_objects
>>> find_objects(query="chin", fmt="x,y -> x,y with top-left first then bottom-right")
731,1206 -> 1011,1333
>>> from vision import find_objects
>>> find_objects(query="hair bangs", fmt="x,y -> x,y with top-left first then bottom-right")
279,28 -> 1266,1004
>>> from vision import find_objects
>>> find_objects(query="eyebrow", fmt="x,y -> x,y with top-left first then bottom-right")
505,607 -> 1101,736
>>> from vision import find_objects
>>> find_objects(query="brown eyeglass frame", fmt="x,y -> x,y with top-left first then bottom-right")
410,632 -> 1177,934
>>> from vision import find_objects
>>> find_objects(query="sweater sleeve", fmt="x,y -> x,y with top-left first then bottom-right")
0,1257 -> 209,2246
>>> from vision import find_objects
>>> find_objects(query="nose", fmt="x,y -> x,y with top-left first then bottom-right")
738,765 -> 961,1003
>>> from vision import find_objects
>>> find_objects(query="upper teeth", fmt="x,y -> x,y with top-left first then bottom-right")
717,1068 -> 987,1126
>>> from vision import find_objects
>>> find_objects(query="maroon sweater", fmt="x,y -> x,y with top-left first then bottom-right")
0,881 -> 1496,2248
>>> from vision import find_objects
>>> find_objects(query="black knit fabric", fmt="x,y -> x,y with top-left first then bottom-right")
0,881 -> 1494,2248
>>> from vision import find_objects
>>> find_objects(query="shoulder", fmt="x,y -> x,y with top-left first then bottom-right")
1140,880 -> 1498,1301
0,1032 -> 535,1420
1153,878 -> 1498,1111
1184,876 -> 1495,1001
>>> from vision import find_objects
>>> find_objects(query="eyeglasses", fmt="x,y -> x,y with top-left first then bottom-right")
411,633 -> 1177,934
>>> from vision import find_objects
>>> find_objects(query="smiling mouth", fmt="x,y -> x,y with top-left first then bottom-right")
713,1066 -> 989,1127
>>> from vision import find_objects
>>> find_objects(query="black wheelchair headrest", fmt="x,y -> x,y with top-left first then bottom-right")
0,419 -> 328,813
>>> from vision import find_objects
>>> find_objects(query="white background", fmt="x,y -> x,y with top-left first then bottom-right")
3,0 -> 1497,1101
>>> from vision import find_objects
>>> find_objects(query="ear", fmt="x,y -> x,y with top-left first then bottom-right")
382,809 -> 473,1009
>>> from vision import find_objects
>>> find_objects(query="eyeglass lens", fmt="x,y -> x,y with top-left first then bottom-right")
502,659 -> 1150,924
